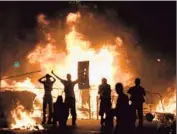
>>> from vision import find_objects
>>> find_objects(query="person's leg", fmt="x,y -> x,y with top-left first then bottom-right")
53,113 -> 57,127
105,100 -> 112,124
47,97 -> 53,124
64,98 -> 70,125
42,98 -> 47,124
100,115 -> 104,126
99,100 -> 104,126
71,98 -> 77,126
138,104 -> 143,127
58,118 -> 62,127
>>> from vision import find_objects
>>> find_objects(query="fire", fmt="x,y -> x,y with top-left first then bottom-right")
26,12 -> 132,120
11,104 -> 44,130
2,11 -> 132,128
2,11 -> 174,129
155,85 -> 176,115
67,12 -> 81,24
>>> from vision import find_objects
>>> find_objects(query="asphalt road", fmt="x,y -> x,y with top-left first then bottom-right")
0,120 -> 175,134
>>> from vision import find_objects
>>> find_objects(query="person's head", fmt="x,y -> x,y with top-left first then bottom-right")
135,78 -> 141,86
45,74 -> 51,80
115,83 -> 124,95
101,78 -> 107,84
56,96 -> 63,103
67,74 -> 71,81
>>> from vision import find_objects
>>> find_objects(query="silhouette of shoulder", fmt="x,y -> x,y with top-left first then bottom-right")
128,86 -> 145,95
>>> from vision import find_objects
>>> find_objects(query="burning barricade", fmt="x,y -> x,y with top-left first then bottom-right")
0,10 -> 175,132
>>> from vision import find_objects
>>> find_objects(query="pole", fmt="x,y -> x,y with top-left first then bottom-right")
2,70 -> 41,80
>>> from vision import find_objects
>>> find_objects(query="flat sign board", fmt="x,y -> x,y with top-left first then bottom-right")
78,61 -> 90,89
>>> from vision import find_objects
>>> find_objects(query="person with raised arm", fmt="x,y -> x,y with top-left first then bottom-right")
51,70 -> 78,126
38,74 -> 56,124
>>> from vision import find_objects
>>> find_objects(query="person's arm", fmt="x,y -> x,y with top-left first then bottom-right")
38,76 -> 46,83
73,79 -> 79,84
98,85 -> 101,100
143,88 -> 146,96
51,70 -> 65,83
50,75 -> 56,83
108,85 -> 111,96
98,85 -> 101,95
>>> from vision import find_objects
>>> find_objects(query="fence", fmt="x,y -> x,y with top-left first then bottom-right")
0,87 -> 164,120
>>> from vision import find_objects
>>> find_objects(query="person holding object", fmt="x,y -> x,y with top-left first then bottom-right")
38,74 -> 56,124
51,70 -> 78,126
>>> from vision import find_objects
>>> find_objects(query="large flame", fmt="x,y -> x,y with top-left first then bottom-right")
1,11 -> 175,130
155,84 -> 176,115
1,12 -> 132,129
11,104 -> 44,130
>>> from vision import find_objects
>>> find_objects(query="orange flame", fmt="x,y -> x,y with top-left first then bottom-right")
155,85 -> 176,115
11,104 -> 44,130
2,11 -> 175,129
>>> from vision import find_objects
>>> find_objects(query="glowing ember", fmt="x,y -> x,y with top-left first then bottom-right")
157,58 -> 161,62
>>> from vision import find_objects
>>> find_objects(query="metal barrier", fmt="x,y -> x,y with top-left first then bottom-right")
0,87 -> 164,120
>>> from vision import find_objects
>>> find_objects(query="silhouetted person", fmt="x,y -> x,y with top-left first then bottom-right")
98,78 -> 111,127
53,96 -> 68,127
51,70 -> 78,126
104,108 -> 114,134
114,83 -> 130,134
128,78 -> 146,128
38,74 -> 56,124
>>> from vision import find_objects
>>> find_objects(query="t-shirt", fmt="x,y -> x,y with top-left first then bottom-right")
128,85 -> 146,103
98,83 -> 111,99
61,80 -> 77,98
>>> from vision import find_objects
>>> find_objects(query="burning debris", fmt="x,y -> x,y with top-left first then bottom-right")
0,9 -> 175,130
155,82 -> 176,115
11,104 -> 44,131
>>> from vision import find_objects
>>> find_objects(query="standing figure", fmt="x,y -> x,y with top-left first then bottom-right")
53,96 -> 68,127
114,83 -> 135,134
98,78 -> 111,127
38,74 -> 56,124
51,70 -> 78,126
128,78 -> 146,128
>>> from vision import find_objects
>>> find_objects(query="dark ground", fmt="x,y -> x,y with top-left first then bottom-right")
0,119 -> 175,134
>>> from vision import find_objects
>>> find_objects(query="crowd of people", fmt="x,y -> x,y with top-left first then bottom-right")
38,71 -> 146,133
98,78 -> 146,133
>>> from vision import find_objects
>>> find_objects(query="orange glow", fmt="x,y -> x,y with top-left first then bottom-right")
2,11 -> 175,129
155,85 -> 176,115
11,104 -> 44,130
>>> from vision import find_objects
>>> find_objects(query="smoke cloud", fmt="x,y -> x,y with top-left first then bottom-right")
0,3 -> 175,97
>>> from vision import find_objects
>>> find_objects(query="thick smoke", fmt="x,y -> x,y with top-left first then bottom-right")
40,5 -> 175,93
0,3 -> 175,101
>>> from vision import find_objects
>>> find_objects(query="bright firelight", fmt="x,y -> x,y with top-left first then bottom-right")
0,11 -> 175,130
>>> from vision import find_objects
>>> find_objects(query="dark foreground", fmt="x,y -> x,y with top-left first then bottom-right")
0,120 -> 175,134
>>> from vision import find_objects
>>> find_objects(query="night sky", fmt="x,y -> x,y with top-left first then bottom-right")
0,1 -> 176,73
